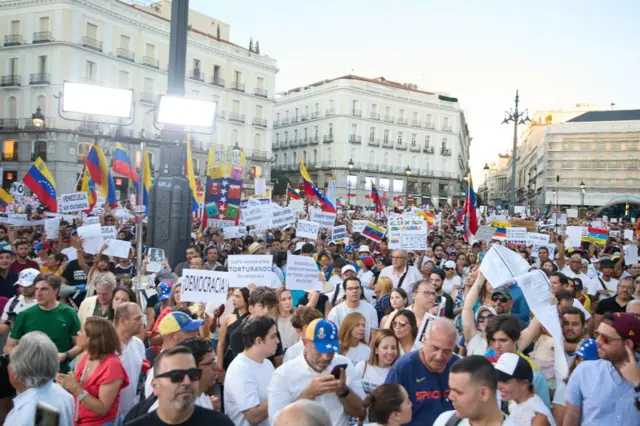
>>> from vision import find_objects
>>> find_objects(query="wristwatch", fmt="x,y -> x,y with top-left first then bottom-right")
337,388 -> 351,398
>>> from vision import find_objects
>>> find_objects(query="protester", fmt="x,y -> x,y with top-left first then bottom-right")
354,329 -> 399,394
595,276 -> 635,326
390,309 -> 420,355
217,287 -> 249,373
0,267 -> 38,335
373,276 -> 394,323
379,250 -> 422,299
78,274 -> 116,324
380,288 -> 409,330
273,400 -> 332,426
9,239 -> 39,274
359,383 -> 412,426
328,276 -> 379,341
114,302 -> 145,416
276,287 -> 298,350
283,306 -> 323,363
461,272 -> 496,356
0,249 -> 18,298
338,312 -> 371,364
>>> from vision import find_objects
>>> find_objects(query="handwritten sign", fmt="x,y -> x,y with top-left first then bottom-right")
228,255 -> 274,288
285,254 -> 321,291
271,207 -> 296,228
59,192 -> 89,213
331,225 -> 347,242
241,206 -> 264,228
388,218 -> 428,250
103,239 -> 131,258
506,227 -> 527,245
352,220 -> 369,233
474,226 -> 496,242
310,210 -> 337,228
101,226 -> 117,242
297,220 -> 320,239
181,269 -> 229,306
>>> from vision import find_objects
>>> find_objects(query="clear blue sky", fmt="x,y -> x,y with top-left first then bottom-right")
192,0 -> 640,183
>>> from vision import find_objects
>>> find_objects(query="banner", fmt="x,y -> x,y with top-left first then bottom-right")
388,218 -> 428,250
204,147 -> 246,225
285,254 -> 322,291
310,209 -> 337,228
331,225 -> 347,242
506,227 -> 527,245
474,226 -> 496,242
508,219 -> 536,232
59,192 -> 89,213
228,255 -> 274,288
181,269 -> 229,305
296,220 -> 320,239
352,220 -> 369,233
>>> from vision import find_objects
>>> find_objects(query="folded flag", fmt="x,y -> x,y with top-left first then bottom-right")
362,222 -> 386,243
112,142 -> 138,182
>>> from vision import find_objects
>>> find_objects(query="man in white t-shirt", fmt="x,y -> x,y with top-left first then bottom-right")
224,316 -> 279,426
114,302 -> 146,416
325,265 -> 358,306
560,253 -> 599,297
379,250 -> 422,302
595,258 -> 619,300
327,276 -> 379,341
433,355 -> 515,426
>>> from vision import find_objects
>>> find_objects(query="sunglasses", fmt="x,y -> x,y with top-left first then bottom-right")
477,315 -> 494,323
155,368 -> 202,383
492,295 -> 509,303
595,332 -> 623,345
391,321 -> 409,329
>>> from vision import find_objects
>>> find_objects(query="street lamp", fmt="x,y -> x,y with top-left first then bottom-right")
347,159 -> 354,206
501,90 -> 531,215
405,165 -> 411,209
579,180 -> 586,216
31,107 -> 45,160
483,163 -> 490,213
232,141 -> 241,152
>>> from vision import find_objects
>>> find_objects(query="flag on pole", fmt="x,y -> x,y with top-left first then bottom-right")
185,134 -> 199,212
112,142 -> 138,182
287,185 -> 301,200
462,172 -> 478,241
0,188 -> 14,211
86,144 -> 117,206
23,157 -> 57,212
370,182 -> 384,215
300,157 -> 336,213
79,165 -> 96,214
133,148 -> 152,213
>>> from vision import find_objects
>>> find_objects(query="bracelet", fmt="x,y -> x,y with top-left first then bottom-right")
337,388 -> 351,398
65,351 -> 72,361
77,390 -> 89,402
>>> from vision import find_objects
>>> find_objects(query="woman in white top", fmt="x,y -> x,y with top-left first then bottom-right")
390,309 -> 420,355
354,329 -> 399,394
461,271 -> 495,356
380,288 -> 409,330
339,312 -> 371,364
275,287 -> 299,350
495,353 -> 555,426
442,260 -> 462,295
359,383 -> 412,426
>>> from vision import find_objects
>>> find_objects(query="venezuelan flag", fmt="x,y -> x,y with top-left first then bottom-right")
112,142 -> 139,182
588,227 -> 608,246
493,227 -> 507,241
80,165 -> 96,214
371,183 -> 384,214
362,222 -> 386,243
287,185 -> 301,200
86,144 -> 117,206
133,148 -> 152,213
185,134 -> 199,212
23,157 -> 57,212
0,187 -> 13,211
300,157 -> 336,213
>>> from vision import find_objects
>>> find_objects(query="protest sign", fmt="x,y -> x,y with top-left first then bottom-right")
310,209 -> 337,228
610,230 -> 621,238
474,226 -> 496,242
241,206 -> 264,228
506,227 -> 527,245
352,220 -> 369,233
288,199 -> 304,212
566,208 -> 578,218
84,216 -> 100,225
147,248 -> 164,273
526,232 -> 550,246
77,224 -> 104,254
285,254 -> 322,291
624,229 -> 634,241
180,269 -> 229,306
480,245 -> 530,288
508,219 -> 536,232
44,218 -> 60,240
205,202 -> 219,218
223,226 -> 246,239
59,192 -> 89,213
207,219 -> 236,229
254,178 -> 266,196
331,225 -> 347,242
387,218 -> 428,250
415,313 -> 439,347
103,239 -> 132,258
625,245 -> 639,264
101,226 -> 117,242
565,226 -> 585,248
228,255 -> 274,288
271,207 -> 296,228
297,220 -> 320,239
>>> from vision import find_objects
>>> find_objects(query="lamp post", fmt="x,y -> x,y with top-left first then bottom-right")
405,165 -> 411,209
347,158 -> 354,206
579,180 -> 585,217
31,106 -> 45,160
501,90 -> 531,215
483,162 -> 490,214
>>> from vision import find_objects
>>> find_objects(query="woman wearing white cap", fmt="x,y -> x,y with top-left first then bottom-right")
461,272 -> 496,356
442,260 -> 462,295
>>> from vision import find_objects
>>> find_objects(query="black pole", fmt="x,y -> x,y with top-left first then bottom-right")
167,0 -> 188,96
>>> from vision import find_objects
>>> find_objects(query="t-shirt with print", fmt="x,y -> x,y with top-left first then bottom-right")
62,259 -> 88,287
10,303 -> 80,373
432,410 -> 516,426
114,263 -> 136,287
354,362 -> 390,395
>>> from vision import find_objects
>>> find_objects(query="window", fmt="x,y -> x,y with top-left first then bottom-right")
426,114 -> 432,124
285,110 -> 289,119
425,135 -> 431,147
329,99 -> 335,109
254,134 -> 262,151
303,150 -> 307,163
304,105 -> 308,115
9,58 -> 18,75
231,129 -> 239,145
284,153 -> 288,165
38,55 -> 47,73
78,142 -> 91,162
144,77 -> 154,94
294,129 -> 298,140
39,17 -> 49,32
276,112 -> 280,121
383,152 -> 389,165
371,104 -> 377,113
275,133 -> 279,142
295,108 -> 299,118
397,154 -> 403,166
412,111 -> 418,121
256,76 -> 264,89
351,124 -> 357,135
315,103 -> 320,113
313,149 -> 318,163
145,43 -> 156,58
385,106 -> 391,116
193,59 -> 201,70
7,97 -> 17,119
213,65 -> 221,81
85,61 -> 97,81
397,131 -> 403,144
36,95 -> 46,115
232,100 -> 240,113
369,150 -> 375,164
442,137 -> 447,149
326,147 -> 332,161
255,105 -> 263,119
443,117 -> 449,126
399,109 -> 405,118
411,133 -> 417,146
234,70 -> 242,83
120,35 -> 130,49
329,123 -> 333,137
118,70 -> 129,88
303,128 -> 308,140
314,126 -> 318,138
2,140 -> 17,159
369,127 -> 376,140
352,100 -> 359,110
293,151 -> 297,163
86,23 -> 97,39
384,129 -> 390,142
350,148 -> 356,160
284,131 -> 288,141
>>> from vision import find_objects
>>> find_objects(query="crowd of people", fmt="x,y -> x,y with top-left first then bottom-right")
0,203 -> 639,426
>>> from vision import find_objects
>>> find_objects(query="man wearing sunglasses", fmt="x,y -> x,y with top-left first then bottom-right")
126,345 -> 234,426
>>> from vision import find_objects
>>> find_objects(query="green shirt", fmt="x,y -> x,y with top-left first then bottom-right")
10,303 -> 81,373
92,300 -> 113,321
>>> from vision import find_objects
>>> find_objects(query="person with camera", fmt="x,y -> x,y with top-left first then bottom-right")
0,267 -> 38,337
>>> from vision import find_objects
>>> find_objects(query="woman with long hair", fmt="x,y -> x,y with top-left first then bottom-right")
56,317 -> 129,426
216,287 -> 250,373
390,309 -> 419,355
276,287 -> 298,350
354,329 -> 399,394
358,383 -> 412,426
374,276 -> 394,324
111,287 -> 136,314
338,312 -> 370,364
461,271 -> 495,356
380,288 -> 409,330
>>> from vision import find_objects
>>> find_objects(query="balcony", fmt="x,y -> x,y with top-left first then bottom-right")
253,117 -> 267,128
289,138 -> 298,147
81,36 -> 102,52
349,135 -> 362,144
189,69 -> 204,82
396,142 -> 407,150
309,136 -> 320,145
140,92 -> 155,104
291,116 -> 299,123
117,48 -> 135,62
382,139 -> 393,149
398,117 -> 408,125
384,115 -> 394,123
210,76 -> 225,88
299,138 -> 309,146
441,148 -> 452,156
311,111 -> 321,119
29,73 -> 50,85
31,151 -> 47,162
249,150 -> 270,161
411,120 -> 421,127
301,114 -> 308,121
229,113 -> 245,123
368,138 -> 381,147
352,109 -> 362,117
1,152 -> 18,161
442,125 -> 452,132
325,108 -> 335,116
115,127 -> 133,138
33,31 -> 52,43
423,146 -> 435,154
323,135 -> 334,144
370,112 -> 380,120
425,122 -> 435,130
410,144 -> 421,152
1,75 -> 20,87
231,81 -> 245,92
4,34 -> 22,46
142,56 -> 159,69
254,87 -> 268,98
0,119 -> 19,130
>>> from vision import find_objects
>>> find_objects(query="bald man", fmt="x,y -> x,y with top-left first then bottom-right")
385,318 -> 459,426
274,400 -> 332,426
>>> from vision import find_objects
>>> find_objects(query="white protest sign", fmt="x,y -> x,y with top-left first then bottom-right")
223,226 -> 246,239
297,220 -> 320,239
566,208 -> 578,218
624,229 -> 634,241
44,218 -> 60,239
77,224 -> 104,254
480,245 -> 530,288
625,245 -> 639,264
58,192 -> 89,213
590,221 -> 604,228
207,219 -> 236,229
474,226 -> 496,242
181,269 -> 229,306
101,226 -> 117,242
565,226 -> 585,248
271,207 -> 296,228
113,208 -> 133,221
526,232 -> 550,246
506,227 -> 527,245
228,255 -> 274,288
352,220 -> 369,233
8,214 -> 27,222
241,206 -> 264,228
610,230 -> 621,238
285,254 -> 321,291
288,199 -> 304,212
147,248 -> 164,273
103,239 -> 131,258
310,210 -> 337,228
514,206 -> 525,216
84,216 -> 100,225
331,225 -> 347,242
387,218 -> 428,250
415,313 -> 439,347
558,214 -> 568,225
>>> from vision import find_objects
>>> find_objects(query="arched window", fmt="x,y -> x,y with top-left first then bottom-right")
7,96 -> 17,119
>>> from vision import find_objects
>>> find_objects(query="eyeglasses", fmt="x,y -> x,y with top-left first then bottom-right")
156,368 -> 202,383
477,315 -> 494,323
391,321 -> 408,329
595,332 -> 623,345
419,291 -> 437,298
492,295 -> 509,303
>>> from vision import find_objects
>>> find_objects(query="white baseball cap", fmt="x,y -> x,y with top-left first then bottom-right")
358,245 -> 371,253
341,265 -> 357,275
15,268 -> 39,287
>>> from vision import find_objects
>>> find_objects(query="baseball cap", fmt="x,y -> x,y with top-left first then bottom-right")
575,338 -> 599,361
475,306 -> 497,321
34,242 -> 44,251
494,353 -> 533,383
157,281 -> 172,301
294,242 -> 305,253
444,260 -> 456,269
358,245 -> 371,254
341,265 -> 356,275
15,268 -> 39,287
345,245 -> 354,254
492,286 -> 513,300
304,318 -> 340,354
362,256 -> 375,268
158,311 -> 204,336
604,312 -> 640,347
248,242 -> 263,254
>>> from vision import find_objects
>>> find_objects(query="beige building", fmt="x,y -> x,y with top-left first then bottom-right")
0,0 -> 278,194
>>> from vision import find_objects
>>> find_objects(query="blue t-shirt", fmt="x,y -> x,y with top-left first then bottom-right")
385,350 -> 458,426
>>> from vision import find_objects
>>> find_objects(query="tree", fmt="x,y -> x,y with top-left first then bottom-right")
249,37 -> 253,52
255,41 -> 260,54
216,26 -> 220,40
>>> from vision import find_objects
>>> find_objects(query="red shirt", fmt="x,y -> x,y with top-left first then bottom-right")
75,353 -> 130,426
10,258 -> 39,274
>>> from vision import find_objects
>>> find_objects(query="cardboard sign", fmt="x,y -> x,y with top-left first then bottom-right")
331,225 -> 347,242
310,210 -> 337,228
59,192 -> 89,213
506,227 -> 527,245
297,220 -> 320,239
508,219 -> 537,232
285,254 -> 321,291
181,269 -> 229,306
388,218 -> 428,250
271,207 -> 296,228
352,220 -> 369,233
103,239 -> 131,258
44,218 -> 60,240
228,255 -> 274,288
288,199 -> 304,212
241,206 -> 264,228
474,226 -> 496,242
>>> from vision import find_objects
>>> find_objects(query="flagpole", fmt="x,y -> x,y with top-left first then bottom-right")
133,141 -> 146,307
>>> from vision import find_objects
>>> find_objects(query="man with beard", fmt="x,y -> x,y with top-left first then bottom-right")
564,312 -> 640,426
125,346 -> 233,426
429,268 -> 455,319
595,277 -> 635,327
9,240 -> 38,274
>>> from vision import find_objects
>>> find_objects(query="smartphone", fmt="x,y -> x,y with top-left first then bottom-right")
330,364 -> 348,380
35,402 -> 60,426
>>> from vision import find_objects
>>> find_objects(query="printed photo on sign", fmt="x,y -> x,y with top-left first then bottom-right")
147,248 -> 165,273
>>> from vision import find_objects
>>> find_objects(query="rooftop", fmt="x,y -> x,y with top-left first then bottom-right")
567,110 -> 640,123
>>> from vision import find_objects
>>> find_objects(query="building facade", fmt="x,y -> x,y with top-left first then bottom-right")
272,75 -> 471,208
0,0 -> 278,195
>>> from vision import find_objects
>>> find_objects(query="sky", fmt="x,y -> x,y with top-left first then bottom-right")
192,0 -> 640,184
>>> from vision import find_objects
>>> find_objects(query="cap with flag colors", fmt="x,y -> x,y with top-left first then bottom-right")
362,222 -> 386,243
0,187 -> 14,211
23,157 -> 57,212
112,142 -> 139,182
304,318 -> 340,354
493,227 -> 507,241
86,144 -> 117,206
80,165 -> 96,214
300,158 -> 336,213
